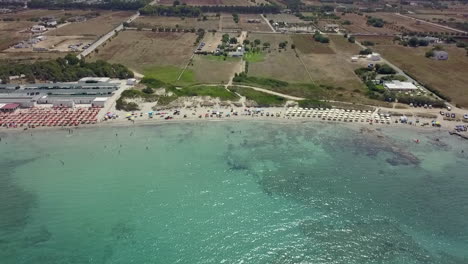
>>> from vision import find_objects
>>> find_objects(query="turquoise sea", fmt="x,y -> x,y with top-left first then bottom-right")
1,121 -> 467,264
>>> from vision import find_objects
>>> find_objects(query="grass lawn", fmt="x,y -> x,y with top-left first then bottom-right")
143,66 -> 196,86
181,85 -> 239,100
202,54 -> 240,62
244,51 -> 265,62
229,86 -> 286,107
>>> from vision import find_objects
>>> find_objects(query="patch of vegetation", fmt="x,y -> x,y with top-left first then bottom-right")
313,32 -> 330,43
298,99 -> 331,109
375,64 -> 396,75
380,75 -> 407,82
233,73 -> 288,88
232,13 -> 239,23
366,16 -> 385,28
177,85 -> 239,101
229,86 -> 286,107
407,37 -> 429,47
362,41 -> 374,46
143,66 -> 195,86
244,51 -> 265,63
0,54 -> 133,84
359,48 -> 373,55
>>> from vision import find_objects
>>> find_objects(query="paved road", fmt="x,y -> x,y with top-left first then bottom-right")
78,12 -> 140,58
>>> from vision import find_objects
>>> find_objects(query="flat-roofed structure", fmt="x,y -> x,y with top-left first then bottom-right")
384,81 -> 418,91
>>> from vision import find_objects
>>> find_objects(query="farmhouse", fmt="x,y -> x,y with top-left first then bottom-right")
31,25 -> 47,33
433,50 -> 448,60
384,81 -> 418,91
324,24 -> 340,32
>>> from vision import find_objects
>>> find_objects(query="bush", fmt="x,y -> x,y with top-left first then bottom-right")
425,50 -> 434,58
367,17 -> 385,27
298,99 -> 331,109
359,48 -> 373,55
376,64 -> 396,74
348,36 -> 355,43
362,40 -> 374,46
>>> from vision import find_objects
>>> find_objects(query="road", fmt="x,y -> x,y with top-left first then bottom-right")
395,13 -> 467,34
261,14 -> 276,33
78,12 -> 140,59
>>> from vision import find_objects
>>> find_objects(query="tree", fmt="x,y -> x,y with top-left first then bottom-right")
408,37 -> 419,47
173,0 -> 180,6
243,39 -> 250,45
254,39 -> 261,46
425,50 -> 434,58
291,44 -> 295,49
229,37 -> 237,44
359,48 -> 373,55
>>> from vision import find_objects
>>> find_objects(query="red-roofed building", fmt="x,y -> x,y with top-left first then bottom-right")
0,103 -> 19,112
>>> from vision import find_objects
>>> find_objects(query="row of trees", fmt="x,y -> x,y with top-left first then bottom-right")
139,4 -> 279,16
29,0 -> 150,10
0,54 -> 133,84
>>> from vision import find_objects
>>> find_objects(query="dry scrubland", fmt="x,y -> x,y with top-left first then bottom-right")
265,14 -> 305,24
298,35 -> 364,91
339,13 -> 398,35
189,55 -> 241,84
248,34 -> 363,90
134,15 -> 220,31
158,0 -> 254,5
247,33 -> 311,83
0,9 -> 91,20
371,45 -> 468,107
221,14 -> 272,32
371,13 -> 459,33
91,31 -> 196,74
47,11 -> 133,37
245,33 -> 379,105
0,21 -> 35,50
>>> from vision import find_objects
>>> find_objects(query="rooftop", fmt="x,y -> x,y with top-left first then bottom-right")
384,81 -> 418,90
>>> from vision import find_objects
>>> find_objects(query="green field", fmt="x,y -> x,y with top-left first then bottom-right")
244,51 -> 265,63
143,66 -> 196,86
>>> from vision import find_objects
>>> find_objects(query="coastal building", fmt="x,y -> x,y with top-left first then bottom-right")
384,81 -> 418,92
0,103 -> 20,113
0,78 -> 122,108
91,97 -> 108,108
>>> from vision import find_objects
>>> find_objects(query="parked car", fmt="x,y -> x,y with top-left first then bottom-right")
446,113 -> 450,117
451,113 -> 456,118
464,114 -> 468,119
440,111 -> 445,115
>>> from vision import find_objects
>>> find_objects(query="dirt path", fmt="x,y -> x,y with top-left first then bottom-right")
261,14 -> 275,33
395,13 -> 466,34
233,85 -> 305,100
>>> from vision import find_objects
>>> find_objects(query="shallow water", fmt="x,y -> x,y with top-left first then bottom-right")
1,121 -> 467,264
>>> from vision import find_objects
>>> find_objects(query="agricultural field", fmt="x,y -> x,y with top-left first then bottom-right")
0,21 -> 35,50
355,35 -> 396,46
338,13 -> 398,35
158,0 -> 254,6
221,14 -> 272,32
372,44 -> 468,107
133,15 -> 220,31
189,55 -> 242,84
265,13 -> 305,24
246,33 -> 311,83
91,31 -> 196,82
47,11 -> 133,37
0,51 -> 65,62
0,9 -> 91,21
297,34 -> 364,91
371,12 -> 460,34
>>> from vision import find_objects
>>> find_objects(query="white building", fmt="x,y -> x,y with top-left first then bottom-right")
367,53 -> 381,61
384,81 -> 418,92
433,50 -> 448,60
31,25 -> 47,33
91,97 -> 108,108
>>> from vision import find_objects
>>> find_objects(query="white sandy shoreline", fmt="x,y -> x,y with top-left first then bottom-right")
0,114 -> 458,138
